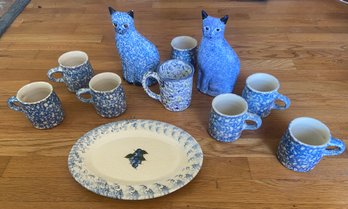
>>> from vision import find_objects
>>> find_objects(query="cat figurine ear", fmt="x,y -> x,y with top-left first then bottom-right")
127,10 -> 134,18
201,10 -> 208,19
108,7 -> 134,19
108,7 -> 116,15
220,15 -> 229,24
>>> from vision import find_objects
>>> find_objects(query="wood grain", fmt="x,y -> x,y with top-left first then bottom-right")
0,157 -> 10,176
0,0 -> 348,208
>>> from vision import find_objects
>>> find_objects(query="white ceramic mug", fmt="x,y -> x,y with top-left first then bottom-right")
47,51 -> 94,92
242,73 -> 290,117
277,117 -> 346,172
76,72 -> 127,118
171,36 -> 197,66
209,93 -> 262,142
7,82 -> 64,129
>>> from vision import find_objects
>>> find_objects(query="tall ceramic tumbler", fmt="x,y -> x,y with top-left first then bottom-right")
76,72 -> 127,118
7,82 -> 64,129
171,36 -> 197,66
277,117 -> 346,172
242,73 -> 290,117
47,51 -> 94,92
209,93 -> 262,142
142,59 -> 194,112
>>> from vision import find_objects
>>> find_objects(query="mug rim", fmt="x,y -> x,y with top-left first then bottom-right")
89,72 -> 122,93
171,36 -> 197,51
212,93 -> 248,118
246,73 -> 280,94
58,50 -> 89,69
288,117 -> 331,147
16,81 -> 53,105
158,59 -> 194,82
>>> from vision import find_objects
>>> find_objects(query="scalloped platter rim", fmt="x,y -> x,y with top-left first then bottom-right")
68,119 -> 203,200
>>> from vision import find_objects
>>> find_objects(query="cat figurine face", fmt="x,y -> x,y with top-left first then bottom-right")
109,7 -> 135,35
201,10 -> 228,39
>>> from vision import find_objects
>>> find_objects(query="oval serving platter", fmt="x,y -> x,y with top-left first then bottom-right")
68,119 -> 203,200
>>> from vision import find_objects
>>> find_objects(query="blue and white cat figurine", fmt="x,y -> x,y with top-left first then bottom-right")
197,10 -> 240,96
109,7 -> 160,86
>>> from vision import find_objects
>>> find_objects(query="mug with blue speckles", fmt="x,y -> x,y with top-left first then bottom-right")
242,73 -> 290,118
209,93 -> 262,142
76,72 -> 127,118
47,51 -> 94,92
7,82 -> 64,129
277,117 -> 345,172
171,36 -> 197,66
142,59 -> 194,112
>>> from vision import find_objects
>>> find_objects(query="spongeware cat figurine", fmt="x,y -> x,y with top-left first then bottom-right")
197,10 -> 240,96
109,7 -> 160,86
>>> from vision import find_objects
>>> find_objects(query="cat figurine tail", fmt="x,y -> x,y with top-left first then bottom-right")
109,7 -> 160,86
197,10 -> 240,96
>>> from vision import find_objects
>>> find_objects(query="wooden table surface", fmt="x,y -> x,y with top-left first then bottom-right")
1,0 -> 348,208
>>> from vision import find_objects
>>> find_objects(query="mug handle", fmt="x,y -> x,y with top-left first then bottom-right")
323,137 -> 346,156
7,96 -> 24,112
47,67 -> 64,83
271,93 -> 291,110
243,112 -> 262,131
76,88 -> 93,103
142,72 -> 161,101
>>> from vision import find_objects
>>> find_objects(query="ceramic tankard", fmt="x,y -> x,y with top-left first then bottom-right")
142,59 -> 194,112
76,72 -> 127,118
47,51 -> 94,92
242,73 -> 290,117
7,82 -> 64,129
277,117 -> 345,172
171,36 -> 197,66
208,93 -> 262,142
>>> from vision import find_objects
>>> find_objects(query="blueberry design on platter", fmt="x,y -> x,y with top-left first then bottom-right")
68,120 -> 203,200
125,148 -> 148,169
